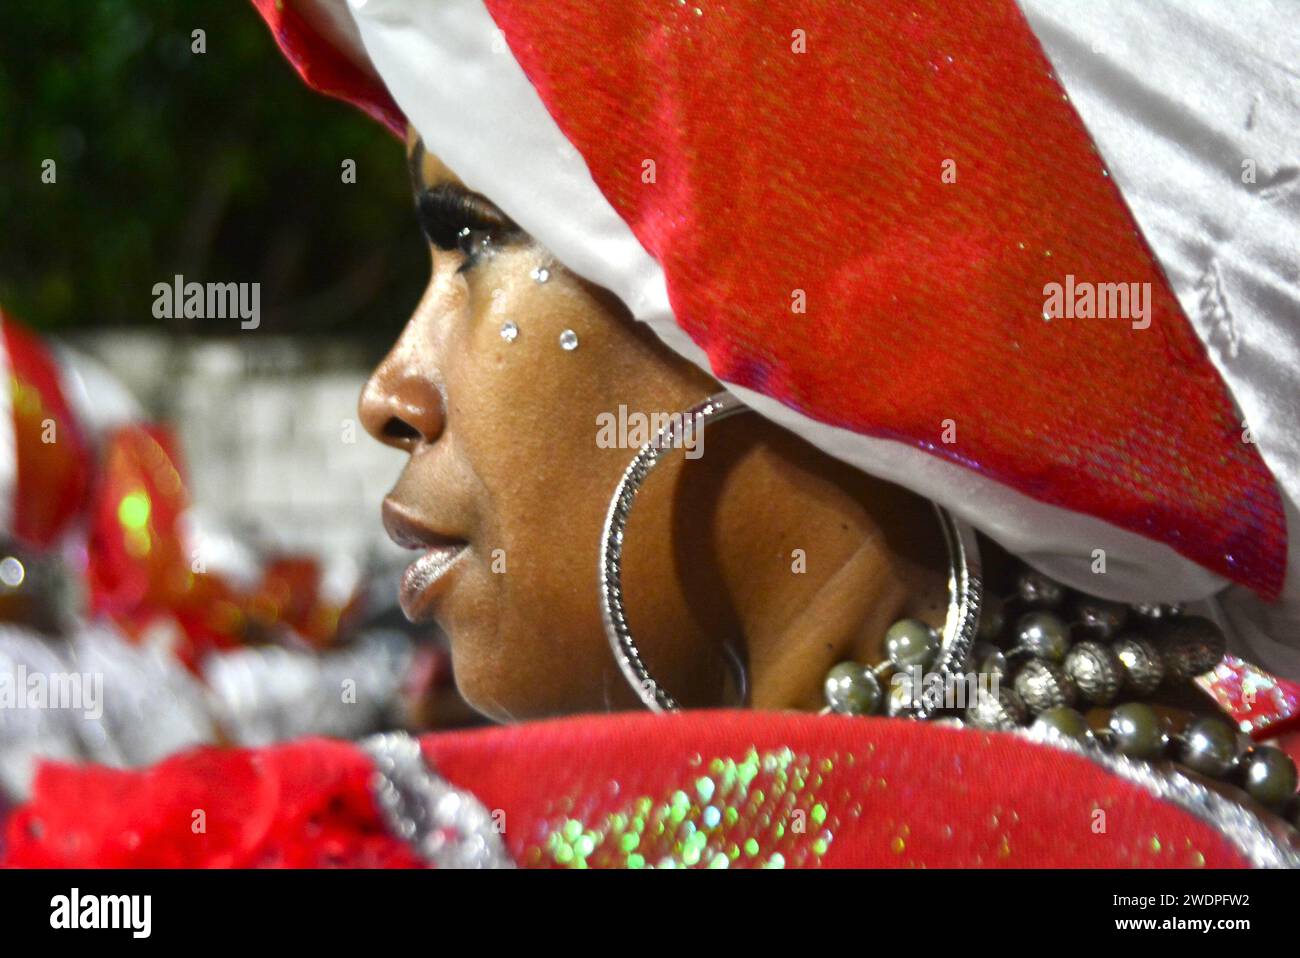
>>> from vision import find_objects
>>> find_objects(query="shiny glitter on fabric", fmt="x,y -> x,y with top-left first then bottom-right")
526,747 -> 839,869
1196,655 -> 1300,739
411,712 -> 1276,869
8,711 -> 1289,868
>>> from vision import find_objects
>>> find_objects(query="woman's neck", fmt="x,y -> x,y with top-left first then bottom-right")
702,428 -> 950,710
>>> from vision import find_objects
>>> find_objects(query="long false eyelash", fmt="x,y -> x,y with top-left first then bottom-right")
415,184 -> 516,259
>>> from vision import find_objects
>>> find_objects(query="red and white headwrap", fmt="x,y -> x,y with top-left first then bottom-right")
251,0 -> 1300,677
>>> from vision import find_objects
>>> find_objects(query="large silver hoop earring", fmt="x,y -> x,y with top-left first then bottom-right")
598,390 -> 983,717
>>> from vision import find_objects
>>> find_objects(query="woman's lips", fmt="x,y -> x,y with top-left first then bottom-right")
398,543 -> 467,621
383,499 -> 469,622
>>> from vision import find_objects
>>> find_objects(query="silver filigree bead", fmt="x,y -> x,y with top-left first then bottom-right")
1112,634 -> 1165,696
1013,658 -> 1077,714
1017,569 -> 1066,608
1155,615 -> 1227,681
965,686 -> 1027,731
1063,639 -> 1122,706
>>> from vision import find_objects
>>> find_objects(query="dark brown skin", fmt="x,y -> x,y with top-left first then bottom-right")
359,129 -> 948,722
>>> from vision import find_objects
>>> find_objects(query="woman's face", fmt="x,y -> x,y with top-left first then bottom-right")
360,131 -> 731,721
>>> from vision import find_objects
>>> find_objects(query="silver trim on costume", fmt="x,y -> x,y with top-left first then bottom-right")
599,390 -> 983,715
1019,725 -> 1300,869
360,731 -> 514,869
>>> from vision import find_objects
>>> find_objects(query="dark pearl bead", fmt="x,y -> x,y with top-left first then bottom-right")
1242,747 -> 1298,808
1032,706 -> 1091,743
885,619 -> 940,671
1073,596 -> 1129,639
1017,569 -> 1065,608
823,662 -> 881,716
1108,703 -> 1167,760
1178,716 -> 1238,778
1015,611 -> 1071,662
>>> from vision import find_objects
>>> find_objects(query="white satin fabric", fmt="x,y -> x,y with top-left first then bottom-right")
320,0 -> 1299,673
1016,0 -> 1300,676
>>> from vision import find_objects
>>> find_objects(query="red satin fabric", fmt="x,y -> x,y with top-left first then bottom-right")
3,712 -> 1270,868
245,0 -> 1289,599
249,0 -> 404,137
482,0 -> 1286,598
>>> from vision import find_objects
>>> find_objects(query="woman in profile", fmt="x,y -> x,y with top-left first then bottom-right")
7,0 -> 1300,868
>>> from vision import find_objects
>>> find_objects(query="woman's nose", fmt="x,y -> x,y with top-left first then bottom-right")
359,361 -> 446,452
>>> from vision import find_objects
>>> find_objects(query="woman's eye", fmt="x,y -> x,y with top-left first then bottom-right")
455,226 -> 496,272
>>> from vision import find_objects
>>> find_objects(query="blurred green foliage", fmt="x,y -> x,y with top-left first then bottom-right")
0,0 -> 423,337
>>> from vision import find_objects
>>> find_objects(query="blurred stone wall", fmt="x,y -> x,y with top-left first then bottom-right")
67,331 -> 407,576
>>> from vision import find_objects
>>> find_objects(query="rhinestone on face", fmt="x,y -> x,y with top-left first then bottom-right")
1178,716 -> 1239,778
1155,616 -> 1227,681
1063,640 -> 1122,706
530,265 -> 551,283
1107,702 -> 1167,760
1112,634 -> 1165,696
823,662 -> 881,716
1013,658 -> 1077,714
1017,569 -> 1065,608
1014,611 -> 1071,662
559,329 -> 580,351
499,320 -> 519,342
884,619 -> 939,671
1073,596 -> 1129,639
965,687 -> 1027,731
1242,747 -> 1298,808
